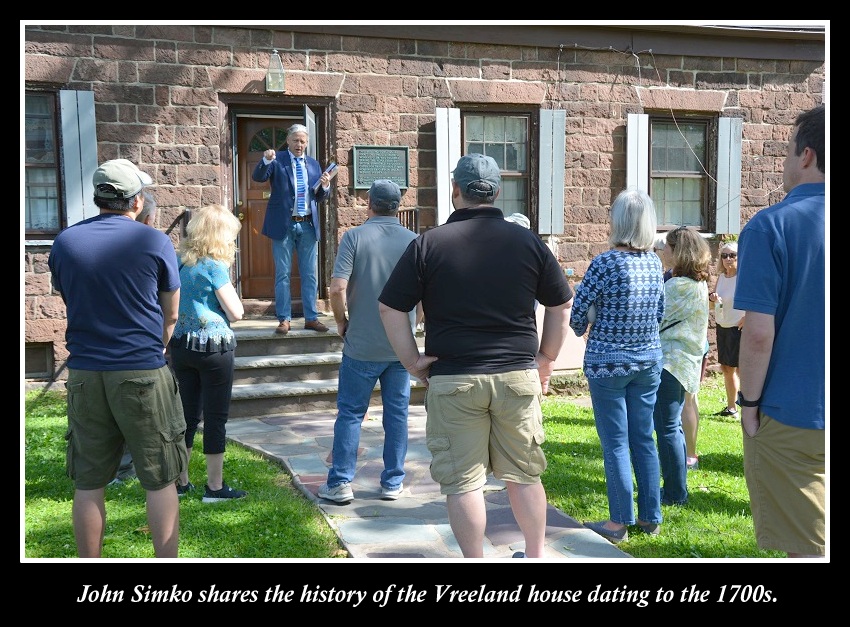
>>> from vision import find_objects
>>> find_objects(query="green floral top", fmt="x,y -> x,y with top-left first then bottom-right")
659,277 -> 708,394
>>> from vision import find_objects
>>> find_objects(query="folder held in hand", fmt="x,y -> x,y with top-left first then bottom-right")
313,162 -> 338,193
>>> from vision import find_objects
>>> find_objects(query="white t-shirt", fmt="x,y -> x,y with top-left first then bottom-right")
714,273 -> 745,327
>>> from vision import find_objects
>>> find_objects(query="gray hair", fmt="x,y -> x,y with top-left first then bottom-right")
287,123 -> 309,138
607,188 -> 657,251
136,191 -> 157,223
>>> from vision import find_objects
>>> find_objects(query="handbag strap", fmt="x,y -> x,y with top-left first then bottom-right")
660,319 -> 683,333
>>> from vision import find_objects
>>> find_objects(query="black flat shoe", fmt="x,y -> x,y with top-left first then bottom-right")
717,407 -> 738,417
637,521 -> 661,536
584,520 -> 628,544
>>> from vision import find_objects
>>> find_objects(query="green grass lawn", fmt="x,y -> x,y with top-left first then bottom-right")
24,371 -> 779,559
541,371 -> 782,558
23,389 -> 344,559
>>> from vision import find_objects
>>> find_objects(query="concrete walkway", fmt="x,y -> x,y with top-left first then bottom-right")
224,402 -> 631,560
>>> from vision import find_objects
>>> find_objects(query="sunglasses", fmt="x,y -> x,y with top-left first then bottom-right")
721,253 -> 737,259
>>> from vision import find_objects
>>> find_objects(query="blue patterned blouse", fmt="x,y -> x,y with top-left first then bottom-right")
569,249 -> 664,378
172,258 -> 237,353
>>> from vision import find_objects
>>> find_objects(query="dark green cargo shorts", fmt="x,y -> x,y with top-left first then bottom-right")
65,366 -> 188,491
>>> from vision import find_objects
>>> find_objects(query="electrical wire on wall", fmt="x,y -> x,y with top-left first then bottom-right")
555,40 -> 786,210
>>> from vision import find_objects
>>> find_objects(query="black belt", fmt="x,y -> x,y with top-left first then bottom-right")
291,215 -> 312,222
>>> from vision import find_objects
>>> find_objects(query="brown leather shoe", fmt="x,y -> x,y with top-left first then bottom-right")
304,319 -> 329,332
275,320 -> 290,335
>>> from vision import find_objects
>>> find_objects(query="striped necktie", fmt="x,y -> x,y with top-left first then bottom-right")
294,157 -> 307,216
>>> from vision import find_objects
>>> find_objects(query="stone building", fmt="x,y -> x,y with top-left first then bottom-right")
23,23 -> 826,383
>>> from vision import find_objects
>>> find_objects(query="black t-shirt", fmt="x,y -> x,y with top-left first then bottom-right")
379,207 -> 573,375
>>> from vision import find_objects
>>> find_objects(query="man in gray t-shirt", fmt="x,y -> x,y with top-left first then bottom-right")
318,180 -> 419,504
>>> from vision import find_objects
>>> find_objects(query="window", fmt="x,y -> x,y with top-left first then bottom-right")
25,93 -> 61,234
650,118 -> 709,229
436,107 -> 564,234
627,113 -> 742,235
463,114 -> 529,216
24,89 -> 99,238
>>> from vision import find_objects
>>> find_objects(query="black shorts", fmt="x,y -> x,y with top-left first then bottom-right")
716,325 -> 741,367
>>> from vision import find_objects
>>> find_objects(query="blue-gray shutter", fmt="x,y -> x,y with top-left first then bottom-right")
539,109 -> 565,235
60,90 -> 98,225
716,117 -> 743,234
435,107 -> 461,226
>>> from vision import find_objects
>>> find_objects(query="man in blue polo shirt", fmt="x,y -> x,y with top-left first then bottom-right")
736,104 -> 826,558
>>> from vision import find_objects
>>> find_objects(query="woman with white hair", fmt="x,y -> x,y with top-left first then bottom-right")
709,241 -> 744,417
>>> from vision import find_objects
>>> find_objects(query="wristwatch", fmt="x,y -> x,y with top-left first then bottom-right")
736,391 -> 761,407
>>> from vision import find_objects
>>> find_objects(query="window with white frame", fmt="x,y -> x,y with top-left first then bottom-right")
628,113 -> 742,235
435,107 -> 565,234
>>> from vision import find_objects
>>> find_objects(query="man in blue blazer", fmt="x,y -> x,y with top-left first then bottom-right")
252,123 -> 333,334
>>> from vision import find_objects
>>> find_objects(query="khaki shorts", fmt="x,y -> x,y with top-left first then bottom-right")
65,366 -> 188,491
743,412 -> 825,556
425,370 -> 547,495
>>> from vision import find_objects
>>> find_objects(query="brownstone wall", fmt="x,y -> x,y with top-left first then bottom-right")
23,24 -> 824,381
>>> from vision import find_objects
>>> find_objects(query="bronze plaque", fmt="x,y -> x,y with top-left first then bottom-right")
353,145 -> 409,190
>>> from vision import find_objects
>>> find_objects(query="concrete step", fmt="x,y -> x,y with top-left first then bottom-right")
230,378 -> 426,419
233,351 -> 342,384
229,315 -> 426,420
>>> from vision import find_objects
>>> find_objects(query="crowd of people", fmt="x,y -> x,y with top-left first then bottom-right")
47,105 -> 825,559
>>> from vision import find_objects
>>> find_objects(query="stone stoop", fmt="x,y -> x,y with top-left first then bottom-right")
230,315 -> 426,420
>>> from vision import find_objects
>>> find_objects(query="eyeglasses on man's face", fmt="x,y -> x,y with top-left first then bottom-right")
721,253 -> 737,259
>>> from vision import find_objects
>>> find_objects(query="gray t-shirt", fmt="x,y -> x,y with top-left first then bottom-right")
333,215 -> 418,361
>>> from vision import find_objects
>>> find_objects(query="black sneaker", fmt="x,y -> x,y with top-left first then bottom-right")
202,482 -> 247,503
176,481 -> 195,497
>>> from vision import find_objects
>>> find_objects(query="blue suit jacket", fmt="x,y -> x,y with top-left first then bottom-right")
252,151 -> 328,240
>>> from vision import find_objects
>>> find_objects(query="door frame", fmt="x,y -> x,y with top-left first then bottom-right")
219,94 -> 335,301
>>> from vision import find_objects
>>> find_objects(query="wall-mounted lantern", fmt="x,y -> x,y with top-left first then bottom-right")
266,49 -> 285,93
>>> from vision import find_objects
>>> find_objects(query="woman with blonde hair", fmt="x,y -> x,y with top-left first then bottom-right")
708,241 -> 744,417
171,204 -> 247,502
652,226 -> 710,505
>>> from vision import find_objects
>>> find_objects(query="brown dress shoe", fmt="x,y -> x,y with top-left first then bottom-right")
275,320 -> 290,335
304,319 -> 329,332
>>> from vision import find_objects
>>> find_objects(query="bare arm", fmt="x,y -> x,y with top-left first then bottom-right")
738,310 -> 774,436
159,288 -> 180,349
537,299 -> 573,394
379,302 -> 437,385
215,282 -> 244,323
329,277 -> 349,338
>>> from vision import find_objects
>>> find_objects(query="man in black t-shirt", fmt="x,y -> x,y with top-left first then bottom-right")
379,154 -> 573,558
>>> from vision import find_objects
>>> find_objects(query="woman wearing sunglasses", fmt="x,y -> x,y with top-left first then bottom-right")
709,242 -> 745,417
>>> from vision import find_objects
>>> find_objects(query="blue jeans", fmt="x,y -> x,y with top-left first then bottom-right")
587,362 -> 662,526
271,220 -> 319,322
653,368 -> 689,505
327,355 -> 411,490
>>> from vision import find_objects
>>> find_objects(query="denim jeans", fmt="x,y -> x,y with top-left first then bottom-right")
653,368 -> 689,505
587,361 -> 662,526
327,355 -> 411,490
271,220 -> 319,322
